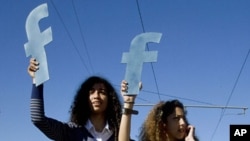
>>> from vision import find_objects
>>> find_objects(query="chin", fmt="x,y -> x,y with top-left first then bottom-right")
176,134 -> 185,140
93,108 -> 105,114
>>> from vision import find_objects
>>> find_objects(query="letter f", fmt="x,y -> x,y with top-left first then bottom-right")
121,32 -> 162,95
24,3 -> 52,86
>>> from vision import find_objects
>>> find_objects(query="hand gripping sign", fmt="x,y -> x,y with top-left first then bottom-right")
24,3 -> 52,86
121,32 -> 162,95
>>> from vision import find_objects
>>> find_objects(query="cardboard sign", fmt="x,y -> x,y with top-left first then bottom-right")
121,32 -> 162,95
24,3 -> 52,86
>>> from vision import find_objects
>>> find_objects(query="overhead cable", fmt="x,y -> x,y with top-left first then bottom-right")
136,0 -> 161,101
49,0 -> 91,74
210,49 -> 250,141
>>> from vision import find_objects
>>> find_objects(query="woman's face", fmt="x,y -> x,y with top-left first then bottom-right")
88,83 -> 108,114
166,107 -> 187,140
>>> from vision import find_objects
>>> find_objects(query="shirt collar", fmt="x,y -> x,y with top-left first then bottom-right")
85,119 -> 112,134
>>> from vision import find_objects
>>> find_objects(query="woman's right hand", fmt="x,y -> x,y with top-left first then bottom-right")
27,58 -> 39,79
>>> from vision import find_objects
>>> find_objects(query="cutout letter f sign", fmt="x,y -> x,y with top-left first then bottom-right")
24,3 -> 52,86
121,32 -> 162,95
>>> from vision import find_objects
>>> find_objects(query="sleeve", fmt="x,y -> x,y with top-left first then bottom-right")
30,84 -> 71,141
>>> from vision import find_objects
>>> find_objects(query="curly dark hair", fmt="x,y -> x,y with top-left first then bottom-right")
139,99 -> 199,141
69,76 -> 122,141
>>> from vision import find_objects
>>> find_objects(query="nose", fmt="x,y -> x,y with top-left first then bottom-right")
179,118 -> 186,126
92,90 -> 100,98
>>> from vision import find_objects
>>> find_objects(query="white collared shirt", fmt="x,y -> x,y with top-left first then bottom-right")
85,119 -> 113,141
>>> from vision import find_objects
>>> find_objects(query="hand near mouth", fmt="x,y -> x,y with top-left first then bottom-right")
185,125 -> 196,141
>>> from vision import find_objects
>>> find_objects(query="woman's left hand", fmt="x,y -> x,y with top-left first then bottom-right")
120,80 -> 136,102
185,125 -> 196,141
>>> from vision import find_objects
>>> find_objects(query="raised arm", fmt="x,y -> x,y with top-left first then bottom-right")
28,58 -> 71,140
28,58 -> 45,124
28,58 -> 46,125
119,80 -> 141,141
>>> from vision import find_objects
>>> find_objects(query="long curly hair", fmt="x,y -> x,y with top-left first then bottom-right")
139,99 -> 199,141
69,76 -> 122,140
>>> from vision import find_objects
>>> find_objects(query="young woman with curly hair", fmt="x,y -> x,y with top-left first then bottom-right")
139,100 -> 199,141
119,80 -> 198,141
28,58 -> 126,141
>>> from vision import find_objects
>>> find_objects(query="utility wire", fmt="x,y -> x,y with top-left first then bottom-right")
136,0 -> 146,32
210,49 -> 250,141
134,104 -> 247,111
142,89 -> 215,105
49,0 -> 91,74
71,0 -> 95,73
113,84 -> 214,106
136,0 -> 161,101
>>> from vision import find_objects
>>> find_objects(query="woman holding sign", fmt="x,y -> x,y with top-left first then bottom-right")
119,80 -> 199,141
28,58 -> 133,141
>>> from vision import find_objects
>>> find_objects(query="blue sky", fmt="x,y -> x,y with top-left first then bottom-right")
1,0 -> 250,141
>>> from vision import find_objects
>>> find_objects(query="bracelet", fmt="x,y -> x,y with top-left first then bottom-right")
122,108 -> 138,115
124,101 -> 135,104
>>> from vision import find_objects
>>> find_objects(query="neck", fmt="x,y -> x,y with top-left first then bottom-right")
167,134 -> 178,141
90,114 -> 106,132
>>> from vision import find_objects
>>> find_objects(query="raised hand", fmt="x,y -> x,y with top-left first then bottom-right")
27,58 -> 39,79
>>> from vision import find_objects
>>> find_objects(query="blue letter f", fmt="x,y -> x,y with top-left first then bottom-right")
121,32 -> 162,95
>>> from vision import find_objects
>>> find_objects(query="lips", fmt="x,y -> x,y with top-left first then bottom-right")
92,101 -> 102,106
178,128 -> 185,134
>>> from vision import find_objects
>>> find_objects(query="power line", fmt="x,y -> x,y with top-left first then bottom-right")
49,0 -> 91,74
142,89 -> 215,105
210,49 -> 250,141
71,0 -> 95,73
136,0 -> 161,101
134,104 -> 247,111
136,0 -> 146,32
114,84 -> 216,106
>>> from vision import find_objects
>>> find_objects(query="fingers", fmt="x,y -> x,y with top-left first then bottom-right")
121,80 -> 128,94
28,58 -> 39,78
28,58 -> 39,71
187,125 -> 195,137
121,80 -> 143,94
139,81 -> 143,90
184,125 -> 196,141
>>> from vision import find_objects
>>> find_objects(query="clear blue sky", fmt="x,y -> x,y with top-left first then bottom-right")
1,0 -> 250,141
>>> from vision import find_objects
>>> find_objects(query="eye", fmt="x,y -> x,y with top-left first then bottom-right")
99,89 -> 107,95
89,88 -> 95,94
173,116 -> 180,121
